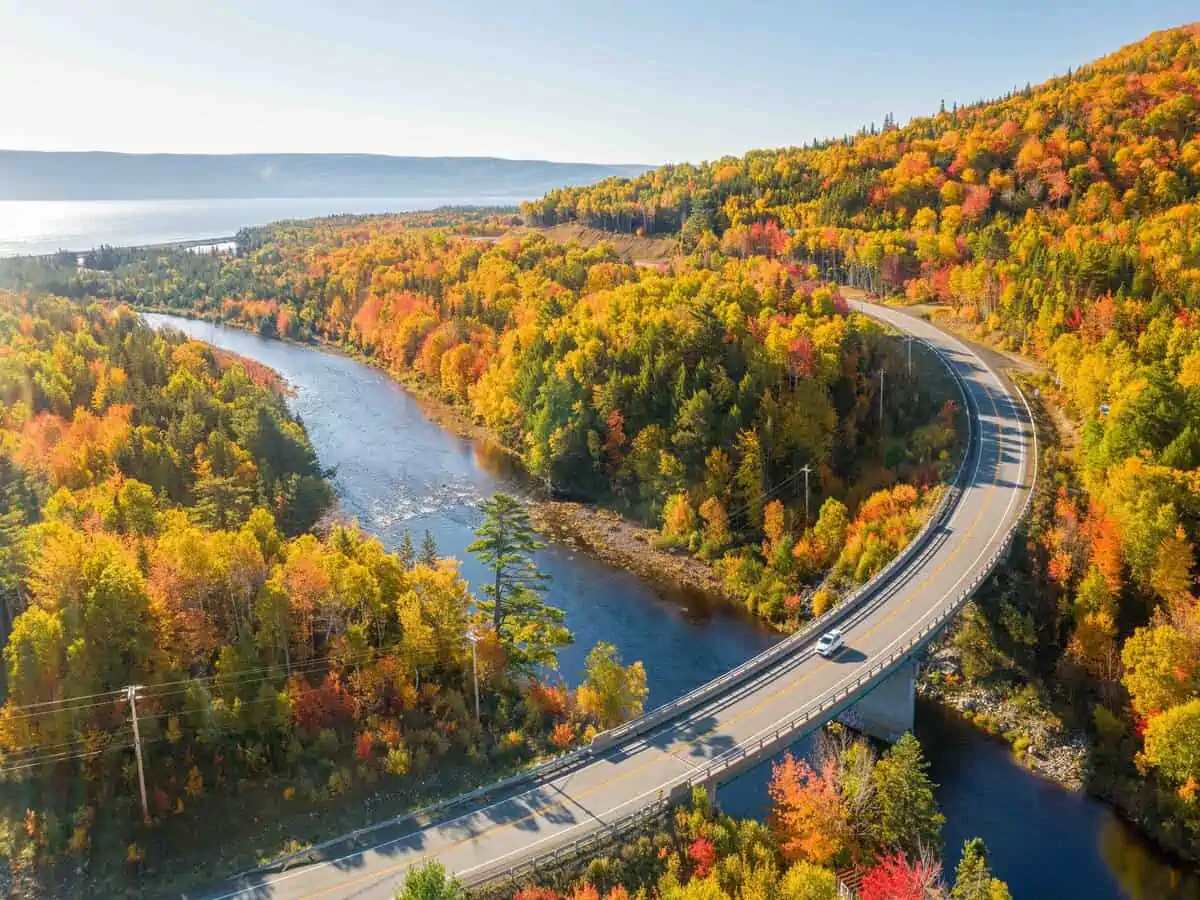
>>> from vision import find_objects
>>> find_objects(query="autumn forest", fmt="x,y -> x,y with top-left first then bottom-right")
0,19 -> 1199,900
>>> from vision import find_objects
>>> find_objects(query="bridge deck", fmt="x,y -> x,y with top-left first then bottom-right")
206,300 -> 1034,900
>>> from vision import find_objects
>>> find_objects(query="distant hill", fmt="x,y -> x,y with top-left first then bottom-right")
0,151 -> 653,201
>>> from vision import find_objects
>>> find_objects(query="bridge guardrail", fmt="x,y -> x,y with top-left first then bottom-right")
469,325 -> 1039,892
250,320 -> 980,884
589,330 -> 976,753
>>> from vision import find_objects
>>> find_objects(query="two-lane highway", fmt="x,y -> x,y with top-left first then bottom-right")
202,299 -> 1034,900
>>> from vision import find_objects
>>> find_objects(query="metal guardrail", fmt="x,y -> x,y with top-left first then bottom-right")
232,327 -> 976,886
589,329 -> 975,754
468,315 -> 1040,892
241,308 -> 1029,893
466,798 -> 674,892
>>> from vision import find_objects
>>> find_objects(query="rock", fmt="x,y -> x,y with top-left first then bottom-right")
933,657 -> 961,676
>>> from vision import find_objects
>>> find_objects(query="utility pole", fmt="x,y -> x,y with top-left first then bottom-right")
801,468 -> 811,525
466,628 -> 481,722
879,369 -> 886,428
127,685 -> 149,823
906,336 -> 913,378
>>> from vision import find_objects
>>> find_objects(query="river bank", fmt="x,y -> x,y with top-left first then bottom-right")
852,289 -> 1200,875
531,500 -> 736,604
142,310 -> 1200,898
142,304 -> 750,614
920,646 -> 1090,790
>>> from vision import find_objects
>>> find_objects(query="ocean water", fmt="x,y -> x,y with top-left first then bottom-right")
0,196 -> 524,256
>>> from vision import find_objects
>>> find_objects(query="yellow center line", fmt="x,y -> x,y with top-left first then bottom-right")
295,742 -> 682,898
292,348 -> 1023,899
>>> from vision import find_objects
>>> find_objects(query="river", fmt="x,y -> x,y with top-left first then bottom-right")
144,313 -> 1200,900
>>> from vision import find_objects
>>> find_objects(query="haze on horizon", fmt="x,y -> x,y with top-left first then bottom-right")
2,1 -> 1196,166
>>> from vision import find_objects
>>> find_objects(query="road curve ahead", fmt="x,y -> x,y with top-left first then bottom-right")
202,300 -> 1035,900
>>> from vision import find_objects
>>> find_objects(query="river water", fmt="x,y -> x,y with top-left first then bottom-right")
144,313 -> 1200,900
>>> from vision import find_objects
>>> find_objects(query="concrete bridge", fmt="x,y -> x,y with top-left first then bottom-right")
203,300 -> 1036,900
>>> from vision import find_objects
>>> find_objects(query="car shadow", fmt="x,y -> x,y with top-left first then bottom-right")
830,647 -> 867,664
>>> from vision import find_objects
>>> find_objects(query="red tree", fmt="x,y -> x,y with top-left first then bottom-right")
860,852 -> 943,900
688,837 -> 717,877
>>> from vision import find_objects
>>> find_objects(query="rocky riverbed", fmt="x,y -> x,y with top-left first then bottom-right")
920,646 -> 1090,791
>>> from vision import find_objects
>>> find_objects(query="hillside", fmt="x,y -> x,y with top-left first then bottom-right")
526,24 -> 1200,860
0,151 -> 652,201
501,222 -> 679,264
526,25 -> 1200,309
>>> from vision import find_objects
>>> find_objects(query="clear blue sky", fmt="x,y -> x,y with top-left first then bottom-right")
2,1 -> 1195,164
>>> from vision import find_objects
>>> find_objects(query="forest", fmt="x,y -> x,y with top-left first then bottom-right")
412,729 -> 1011,900
520,23 -> 1200,866
0,224 -> 963,632
0,18 -> 1196,894
0,292 -> 648,895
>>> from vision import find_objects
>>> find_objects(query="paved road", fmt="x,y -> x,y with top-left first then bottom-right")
201,300 -> 1034,900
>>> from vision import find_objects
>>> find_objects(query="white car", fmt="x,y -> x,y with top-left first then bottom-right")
816,628 -> 845,658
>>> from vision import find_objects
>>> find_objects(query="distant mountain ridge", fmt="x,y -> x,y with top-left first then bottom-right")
0,151 -> 653,201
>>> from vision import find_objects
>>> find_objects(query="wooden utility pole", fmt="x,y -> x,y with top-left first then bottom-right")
879,369 -> 886,427
466,629 -> 481,721
127,685 -> 149,823
799,463 -> 813,524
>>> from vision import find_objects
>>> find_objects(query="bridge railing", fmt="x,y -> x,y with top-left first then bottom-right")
259,329 -> 981,884
469,350 -> 1040,892
468,535 -> 1031,891
590,332 -> 976,754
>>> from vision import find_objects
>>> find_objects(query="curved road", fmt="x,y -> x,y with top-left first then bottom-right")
203,300 -> 1034,900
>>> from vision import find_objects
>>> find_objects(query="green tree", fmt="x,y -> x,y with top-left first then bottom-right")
952,838 -> 1012,900
734,429 -> 767,533
398,529 -> 416,568
871,732 -> 944,857
468,493 -> 569,670
1143,699 -> 1200,784
419,530 -> 439,566
577,641 -> 648,729
395,860 -> 466,900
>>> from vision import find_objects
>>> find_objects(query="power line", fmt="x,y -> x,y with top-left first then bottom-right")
5,629 -> 468,721
6,686 -> 128,714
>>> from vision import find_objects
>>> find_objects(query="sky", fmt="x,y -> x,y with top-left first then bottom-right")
1,1 -> 1196,165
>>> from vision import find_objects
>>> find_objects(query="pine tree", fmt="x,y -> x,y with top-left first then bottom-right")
468,493 -> 570,670
398,529 -> 415,568
952,838 -> 1012,900
871,732 -> 945,857
419,530 -> 438,566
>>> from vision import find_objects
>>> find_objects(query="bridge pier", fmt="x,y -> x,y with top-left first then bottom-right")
837,656 -> 918,743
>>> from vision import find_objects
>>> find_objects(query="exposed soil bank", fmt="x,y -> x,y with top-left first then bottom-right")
530,500 -> 736,606
502,223 -> 678,265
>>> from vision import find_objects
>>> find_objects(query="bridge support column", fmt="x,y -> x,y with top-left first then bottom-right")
705,778 -> 721,815
838,656 -> 918,743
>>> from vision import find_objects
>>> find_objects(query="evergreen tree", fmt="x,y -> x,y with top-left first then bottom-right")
952,838 -> 1012,900
467,493 -> 570,670
398,528 -> 415,568
871,732 -> 945,857
419,529 -> 439,566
